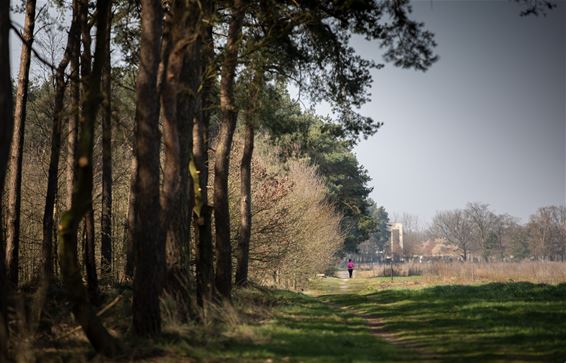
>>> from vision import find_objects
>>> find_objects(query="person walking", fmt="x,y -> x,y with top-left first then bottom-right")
347,258 -> 354,278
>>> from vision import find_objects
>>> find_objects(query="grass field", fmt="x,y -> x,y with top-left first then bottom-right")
35,275 -> 566,362
310,277 -> 566,362
160,290 -> 412,362
150,276 -> 566,362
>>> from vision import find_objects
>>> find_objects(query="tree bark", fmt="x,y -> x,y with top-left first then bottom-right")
57,0 -> 120,356
42,0 -> 80,278
160,0 -> 202,320
83,209 -> 100,305
66,7 -> 80,209
41,83 -> 63,279
100,1 -> 113,282
175,49 -> 195,285
80,0 -> 92,80
235,123 -> 254,287
193,115 -> 213,307
78,0 -> 98,299
193,1 -> 214,309
160,0 -> 188,294
132,0 -> 164,336
0,0 -> 13,359
124,156 -> 136,280
214,0 -> 246,301
5,0 -> 37,287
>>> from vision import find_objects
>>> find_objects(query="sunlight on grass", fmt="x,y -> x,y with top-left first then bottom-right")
210,293 -> 413,362
117,278 -> 566,362
312,277 -> 566,362
153,287 -> 413,362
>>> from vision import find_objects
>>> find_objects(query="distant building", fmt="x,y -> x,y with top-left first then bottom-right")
389,223 -> 404,256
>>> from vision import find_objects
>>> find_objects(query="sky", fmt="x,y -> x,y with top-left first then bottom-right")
341,0 -> 566,226
8,0 -> 566,227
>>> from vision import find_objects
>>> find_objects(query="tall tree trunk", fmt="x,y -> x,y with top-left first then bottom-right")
193,115 -> 213,308
214,0 -> 246,301
66,8 -> 80,209
160,0 -> 186,292
176,50 -> 195,286
132,0 -> 164,336
42,1 -> 80,278
57,0 -> 120,356
80,0 -> 92,80
234,66 -> 262,287
78,0 -> 93,285
100,2 -> 113,282
194,3 -> 214,309
124,156 -> 136,280
6,0 -> 37,287
41,90 -> 62,279
0,0 -> 14,359
235,123 -> 254,287
83,209 -> 100,305
160,0 -> 201,320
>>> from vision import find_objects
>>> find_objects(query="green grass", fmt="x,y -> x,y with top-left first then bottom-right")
35,277 -> 566,362
313,277 -> 566,362
156,290 -> 413,362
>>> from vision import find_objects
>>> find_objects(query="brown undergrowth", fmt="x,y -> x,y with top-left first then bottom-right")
15,282 -> 290,362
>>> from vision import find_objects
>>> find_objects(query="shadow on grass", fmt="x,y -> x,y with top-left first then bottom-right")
157,292 -> 414,362
321,282 -> 566,362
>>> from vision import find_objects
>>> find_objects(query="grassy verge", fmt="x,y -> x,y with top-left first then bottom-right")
312,277 -> 566,362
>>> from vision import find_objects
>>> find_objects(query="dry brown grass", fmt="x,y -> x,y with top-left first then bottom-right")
356,261 -> 566,284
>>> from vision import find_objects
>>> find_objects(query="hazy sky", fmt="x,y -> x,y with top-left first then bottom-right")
344,0 -> 566,226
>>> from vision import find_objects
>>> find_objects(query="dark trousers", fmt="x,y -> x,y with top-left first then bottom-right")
348,269 -> 353,278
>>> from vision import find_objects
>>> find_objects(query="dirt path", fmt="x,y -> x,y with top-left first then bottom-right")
360,311 -> 439,361
313,275 -> 440,361
335,270 -> 349,291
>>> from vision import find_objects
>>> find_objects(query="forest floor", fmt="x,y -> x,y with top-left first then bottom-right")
33,274 -> 566,362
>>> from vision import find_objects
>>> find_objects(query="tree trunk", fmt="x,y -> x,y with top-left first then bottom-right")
57,0 -> 120,356
44,0 -> 81,280
193,117 -> 213,307
124,156 -> 136,280
214,0 -> 246,301
235,123 -> 254,287
83,209 -> 100,305
42,22 -> 76,278
132,0 -> 164,336
0,0 -> 13,358
5,0 -> 37,287
77,0 -> 97,299
160,1 -> 187,293
100,2 -> 113,282
80,0 -> 91,80
41,103 -> 61,279
193,3 -> 214,309
66,8 -> 80,209
175,48 -> 195,284
160,0 -> 202,320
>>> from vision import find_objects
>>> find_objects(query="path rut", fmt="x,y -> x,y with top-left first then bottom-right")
319,273 -> 440,361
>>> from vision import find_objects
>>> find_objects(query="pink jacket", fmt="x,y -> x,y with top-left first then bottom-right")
347,261 -> 354,269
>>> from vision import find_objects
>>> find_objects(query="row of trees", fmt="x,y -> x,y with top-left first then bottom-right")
1,0 -> 439,358
431,203 -> 566,262
357,202 -> 566,263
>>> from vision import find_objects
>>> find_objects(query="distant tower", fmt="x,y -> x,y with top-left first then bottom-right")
389,223 -> 404,255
